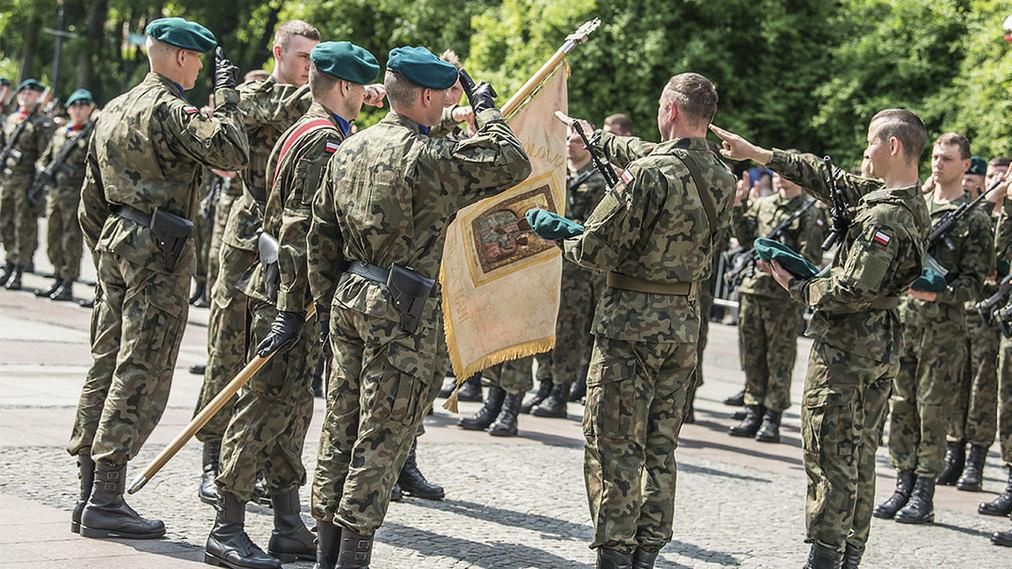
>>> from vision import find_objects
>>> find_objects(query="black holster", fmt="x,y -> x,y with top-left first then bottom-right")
386,264 -> 434,334
150,207 -> 194,272
257,230 -> 280,303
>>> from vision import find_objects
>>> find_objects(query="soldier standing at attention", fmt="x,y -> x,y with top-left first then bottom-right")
0,79 -> 54,290
307,46 -> 530,568
67,17 -> 249,540
712,109 -> 931,568
33,89 -> 95,301
556,72 -> 735,569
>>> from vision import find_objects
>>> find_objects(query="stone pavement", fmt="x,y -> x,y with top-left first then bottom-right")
1,241 -> 1011,568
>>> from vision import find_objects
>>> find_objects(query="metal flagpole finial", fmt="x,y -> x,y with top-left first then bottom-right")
562,18 -> 601,54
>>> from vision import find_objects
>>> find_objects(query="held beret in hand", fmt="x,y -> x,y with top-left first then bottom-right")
754,238 -> 819,279
145,17 -> 217,53
16,79 -> 45,93
65,89 -> 94,107
387,46 -> 458,90
311,41 -> 380,85
525,208 -> 584,241
910,267 -> 947,293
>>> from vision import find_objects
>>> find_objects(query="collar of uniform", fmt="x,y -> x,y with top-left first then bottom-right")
67,121 -> 88,133
927,191 -> 969,214
382,111 -> 430,136
147,72 -> 186,98
656,136 -> 710,154
306,101 -> 350,139
861,184 -> 920,205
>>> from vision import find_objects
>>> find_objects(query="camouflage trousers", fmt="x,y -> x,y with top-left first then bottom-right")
534,265 -> 601,384
215,299 -> 319,501
738,293 -> 804,411
690,270 -> 717,395
997,336 -> 1012,464
44,186 -> 83,280
486,356 -> 534,395
67,250 -> 189,463
194,240 -> 257,442
583,336 -> 696,553
0,171 -> 41,266
207,192 -> 237,290
802,342 -> 894,555
311,309 -> 437,534
948,313 -> 999,447
888,313 -> 966,477
193,197 -> 214,287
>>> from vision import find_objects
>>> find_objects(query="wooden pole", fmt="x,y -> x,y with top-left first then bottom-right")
128,304 -> 317,494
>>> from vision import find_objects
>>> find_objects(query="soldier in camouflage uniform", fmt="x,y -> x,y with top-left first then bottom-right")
712,109 -> 931,569
307,47 -> 530,568
0,79 -> 54,289
877,133 -> 992,527
33,89 -> 95,301
66,18 -> 249,540
557,73 -> 735,569
729,167 -> 824,443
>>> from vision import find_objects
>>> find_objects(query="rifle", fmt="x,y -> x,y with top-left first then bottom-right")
27,121 -> 94,205
0,103 -> 40,168
820,155 -> 851,251
975,273 -> 1012,325
724,198 -> 818,286
572,121 -> 618,189
200,172 -> 226,220
922,176 -> 1005,277
996,298 -> 1012,338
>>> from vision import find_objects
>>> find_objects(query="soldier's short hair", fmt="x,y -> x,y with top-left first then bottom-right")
991,156 -> 1011,168
933,132 -> 971,159
660,73 -> 718,126
384,70 -> 421,109
604,113 -> 633,135
869,109 -> 927,163
309,64 -> 339,98
440,50 -> 462,70
274,20 -> 320,51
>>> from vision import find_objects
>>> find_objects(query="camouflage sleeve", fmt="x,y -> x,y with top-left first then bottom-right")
937,210 -> 992,304
429,105 -> 464,139
36,119 -> 54,157
240,83 -> 312,129
161,88 -> 249,171
307,160 -> 347,310
597,131 -> 658,169
799,203 -> 827,264
37,133 -> 56,168
767,149 -> 882,207
77,143 -> 108,252
731,200 -> 759,248
996,200 -> 1012,261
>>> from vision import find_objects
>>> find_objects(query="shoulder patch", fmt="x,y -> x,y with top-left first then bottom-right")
182,105 -> 200,114
324,139 -> 340,154
620,169 -> 634,186
871,228 -> 892,247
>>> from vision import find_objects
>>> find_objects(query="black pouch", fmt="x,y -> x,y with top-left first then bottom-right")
149,207 -> 194,271
257,229 -> 280,303
386,264 -> 435,334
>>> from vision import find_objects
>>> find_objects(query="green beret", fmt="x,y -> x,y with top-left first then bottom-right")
967,155 -> 988,177
145,17 -> 216,53
311,41 -> 379,85
16,79 -> 45,93
387,46 -> 458,90
0,78 -> 11,87
65,89 -> 94,107
525,209 -> 584,241
754,238 -> 819,279
911,267 -> 947,293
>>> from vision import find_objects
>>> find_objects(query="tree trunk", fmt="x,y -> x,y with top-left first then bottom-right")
19,15 -> 41,82
77,0 -> 108,95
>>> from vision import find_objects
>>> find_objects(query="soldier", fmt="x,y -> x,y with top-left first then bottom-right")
66,17 -> 248,540
307,46 -> 530,568
526,125 -> 607,418
962,156 -> 988,197
728,166 -> 824,443
875,133 -> 992,526
555,72 -> 735,569
460,358 -> 534,437
0,79 -> 54,290
32,89 -> 95,301
203,41 -> 379,569
712,109 -> 931,568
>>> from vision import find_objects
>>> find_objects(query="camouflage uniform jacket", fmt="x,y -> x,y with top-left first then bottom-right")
0,108 -> 54,178
37,120 -> 93,193
77,72 -> 250,275
308,108 -> 532,330
562,133 -> 736,344
240,102 -> 345,311
964,207 -> 1000,315
733,192 -> 825,299
771,150 -> 930,361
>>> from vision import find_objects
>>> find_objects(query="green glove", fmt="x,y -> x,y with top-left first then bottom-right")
525,208 -> 584,241
753,238 -> 820,279
910,267 -> 947,292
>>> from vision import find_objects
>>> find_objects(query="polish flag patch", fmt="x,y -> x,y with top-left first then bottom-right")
872,229 -> 892,247
324,140 -> 340,154
620,169 -> 635,186
183,105 -> 199,114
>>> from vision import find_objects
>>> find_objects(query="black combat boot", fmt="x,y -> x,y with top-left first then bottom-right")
50,279 -> 73,301
80,461 -> 165,539
755,409 -> 782,443
531,382 -> 570,418
936,440 -> 966,485
390,482 -> 403,502
0,263 -> 13,285
979,465 -> 1012,516
724,389 -> 745,407
873,469 -> 915,519
4,266 -> 22,290
957,444 -> 987,492
489,392 -> 523,437
803,543 -> 842,569
199,439 -> 222,506
459,386 -> 506,430
895,476 -> 935,524
596,547 -> 633,569
521,379 -> 552,414
34,278 -> 62,298
841,544 -> 862,569
71,452 -> 95,533
992,526 -> 1012,547
729,405 -> 765,437
456,374 -> 483,402
315,520 -> 341,569
190,280 -> 207,305
336,528 -> 372,568
267,488 -> 316,562
397,440 -> 445,500
205,491 -> 281,569
568,377 -> 587,403
632,547 -> 659,568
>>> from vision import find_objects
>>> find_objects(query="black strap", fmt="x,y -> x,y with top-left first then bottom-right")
344,261 -> 438,297
112,205 -> 151,228
673,151 -> 719,247
567,168 -> 597,192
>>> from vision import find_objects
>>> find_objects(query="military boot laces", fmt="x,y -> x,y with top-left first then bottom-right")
803,543 -> 842,569
596,548 -> 633,569
205,492 -> 281,569
50,279 -> 73,301
729,405 -> 765,437
632,547 -> 659,569
456,374 -> 483,402
842,544 -> 862,569
315,520 -> 341,569
459,386 -> 506,430
531,382 -> 570,418
3,266 -> 22,290
267,488 -> 316,562
34,278 -> 62,298
894,476 -> 935,524
336,529 -> 373,569
397,441 -> 445,500
755,409 -> 782,443
521,379 -> 552,414
873,469 -> 915,519
71,452 -> 95,533
80,461 -> 165,539
199,439 -> 222,506
979,465 -> 1012,516
936,440 -> 966,486
489,392 -> 523,437
956,444 -> 987,492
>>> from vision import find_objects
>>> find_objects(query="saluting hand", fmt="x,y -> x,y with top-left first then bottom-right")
709,125 -> 773,165
734,170 -> 752,206
555,111 -> 594,140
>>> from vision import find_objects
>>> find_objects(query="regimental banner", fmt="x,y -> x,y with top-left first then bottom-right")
440,65 -> 568,384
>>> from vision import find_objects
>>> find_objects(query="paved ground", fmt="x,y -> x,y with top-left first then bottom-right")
1,242 -> 1011,568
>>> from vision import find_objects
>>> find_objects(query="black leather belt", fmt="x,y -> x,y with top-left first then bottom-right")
112,204 -> 152,227
345,260 -> 438,297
